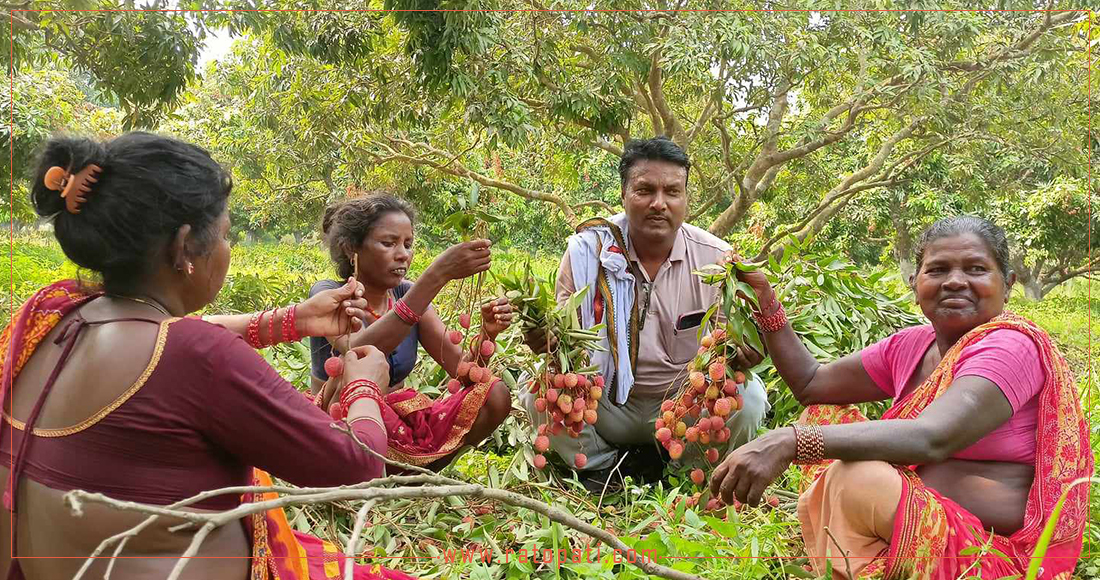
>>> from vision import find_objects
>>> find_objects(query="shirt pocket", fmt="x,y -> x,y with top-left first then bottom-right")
662,311 -> 704,366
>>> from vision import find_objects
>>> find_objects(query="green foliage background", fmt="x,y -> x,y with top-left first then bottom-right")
6,232 -> 1097,579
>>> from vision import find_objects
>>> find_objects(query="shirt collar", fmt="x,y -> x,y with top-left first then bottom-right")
627,227 -> 687,265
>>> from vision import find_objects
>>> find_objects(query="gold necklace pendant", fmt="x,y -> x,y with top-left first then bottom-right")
110,294 -> 172,317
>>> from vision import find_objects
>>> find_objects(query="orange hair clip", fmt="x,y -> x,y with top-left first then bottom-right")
43,164 -> 102,214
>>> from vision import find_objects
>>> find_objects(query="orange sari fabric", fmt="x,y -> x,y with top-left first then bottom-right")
796,313 -> 1092,580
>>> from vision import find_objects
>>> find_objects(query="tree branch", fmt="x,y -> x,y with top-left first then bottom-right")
755,118 -> 926,259
683,62 -> 733,149
66,423 -> 709,580
1042,254 -> 1100,288
647,47 -> 685,144
356,136 -> 578,224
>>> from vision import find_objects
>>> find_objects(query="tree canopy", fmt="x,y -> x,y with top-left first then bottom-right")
4,1 -> 1095,296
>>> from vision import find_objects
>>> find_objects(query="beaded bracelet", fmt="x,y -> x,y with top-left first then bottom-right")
281,305 -> 301,343
752,295 -> 788,333
791,424 -> 825,465
246,311 -> 263,349
393,299 -> 421,325
266,308 -> 277,347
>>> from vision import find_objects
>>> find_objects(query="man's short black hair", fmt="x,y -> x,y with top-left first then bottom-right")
618,136 -> 691,188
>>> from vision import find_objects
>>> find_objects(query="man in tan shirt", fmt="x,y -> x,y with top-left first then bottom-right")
521,137 -> 769,492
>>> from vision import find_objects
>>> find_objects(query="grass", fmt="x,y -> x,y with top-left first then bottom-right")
5,232 -> 1098,579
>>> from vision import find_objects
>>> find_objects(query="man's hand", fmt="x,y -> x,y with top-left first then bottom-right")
731,343 -> 765,370
710,427 -> 796,507
522,327 -> 558,354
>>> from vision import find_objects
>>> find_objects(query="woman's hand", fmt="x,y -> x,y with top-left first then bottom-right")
296,277 -> 370,337
723,252 -> 775,311
317,345 -> 391,410
480,296 -> 514,338
710,427 -> 796,507
344,345 -> 391,394
426,239 -> 493,282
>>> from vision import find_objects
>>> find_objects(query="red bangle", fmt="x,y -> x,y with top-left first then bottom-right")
266,308 -> 277,347
341,380 -> 384,409
343,388 -> 384,411
341,379 -> 382,400
393,299 -> 421,325
246,311 -> 263,348
281,305 -> 301,342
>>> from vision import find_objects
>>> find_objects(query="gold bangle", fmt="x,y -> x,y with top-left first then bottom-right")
348,415 -> 386,433
792,424 -> 825,465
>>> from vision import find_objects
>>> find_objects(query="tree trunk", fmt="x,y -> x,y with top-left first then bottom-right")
1020,279 -> 1044,301
889,201 -> 915,282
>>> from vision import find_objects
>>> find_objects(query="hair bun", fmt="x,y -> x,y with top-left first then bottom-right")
30,137 -> 106,217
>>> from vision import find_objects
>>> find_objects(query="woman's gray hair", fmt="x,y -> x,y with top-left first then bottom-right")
913,215 -> 1013,288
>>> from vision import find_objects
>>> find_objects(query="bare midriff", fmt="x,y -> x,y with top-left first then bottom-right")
916,459 -> 1034,536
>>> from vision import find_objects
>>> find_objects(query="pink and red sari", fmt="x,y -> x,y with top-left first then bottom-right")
377,384 -> 491,467
795,313 -> 1092,579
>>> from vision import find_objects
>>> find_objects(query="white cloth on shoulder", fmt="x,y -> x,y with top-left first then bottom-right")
567,213 -> 636,405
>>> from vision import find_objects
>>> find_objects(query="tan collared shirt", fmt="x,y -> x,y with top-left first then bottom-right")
556,222 -> 732,398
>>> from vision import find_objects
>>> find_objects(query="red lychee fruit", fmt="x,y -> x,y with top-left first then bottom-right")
708,362 -> 724,382
690,469 -> 705,486
324,356 -> 344,378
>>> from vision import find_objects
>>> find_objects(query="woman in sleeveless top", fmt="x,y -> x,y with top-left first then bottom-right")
309,195 -> 513,470
709,216 -> 1091,579
1,132 -> 417,580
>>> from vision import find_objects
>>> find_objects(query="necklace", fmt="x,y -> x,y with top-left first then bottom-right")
109,294 -> 172,317
364,291 -> 394,320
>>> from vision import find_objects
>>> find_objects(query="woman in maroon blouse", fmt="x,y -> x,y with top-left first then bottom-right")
1,132 -> 416,580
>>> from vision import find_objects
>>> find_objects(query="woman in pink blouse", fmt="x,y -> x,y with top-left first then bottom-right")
709,216 -> 1091,579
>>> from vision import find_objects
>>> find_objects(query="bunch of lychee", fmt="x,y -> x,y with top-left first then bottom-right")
527,371 -> 605,470
654,328 -> 746,477
444,312 -> 498,394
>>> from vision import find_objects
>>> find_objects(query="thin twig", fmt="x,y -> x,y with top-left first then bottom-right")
344,500 -> 378,580
597,449 -> 631,510
165,523 -> 215,580
823,525 -> 854,580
